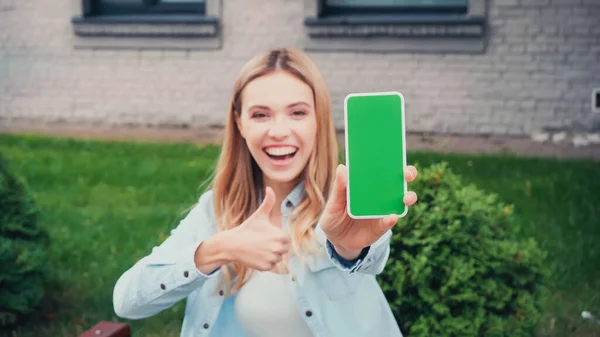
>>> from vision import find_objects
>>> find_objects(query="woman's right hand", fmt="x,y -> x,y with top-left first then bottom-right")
227,186 -> 291,271
194,187 -> 291,273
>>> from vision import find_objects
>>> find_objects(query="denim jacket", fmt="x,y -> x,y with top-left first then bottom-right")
113,183 -> 403,337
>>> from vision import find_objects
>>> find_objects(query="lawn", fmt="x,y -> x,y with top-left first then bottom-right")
1,133 -> 599,337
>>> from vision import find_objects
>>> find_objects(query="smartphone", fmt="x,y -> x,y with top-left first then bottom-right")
343,91 -> 407,219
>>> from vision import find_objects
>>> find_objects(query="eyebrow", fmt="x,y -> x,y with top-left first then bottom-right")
247,102 -> 311,111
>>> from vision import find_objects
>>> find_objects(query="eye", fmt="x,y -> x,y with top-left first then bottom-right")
251,111 -> 268,119
292,110 -> 307,116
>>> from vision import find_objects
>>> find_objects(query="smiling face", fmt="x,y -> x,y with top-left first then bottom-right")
236,71 -> 317,189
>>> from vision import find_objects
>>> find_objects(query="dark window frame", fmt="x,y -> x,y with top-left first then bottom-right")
303,0 -> 488,54
82,0 -> 206,18
72,0 -> 221,50
322,0 -> 469,16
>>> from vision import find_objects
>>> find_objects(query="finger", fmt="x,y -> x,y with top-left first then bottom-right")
379,214 -> 399,233
404,191 -> 418,205
404,165 -> 418,182
275,231 -> 291,245
328,164 -> 348,210
269,254 -> 282,265
273,242 -> 291,255
254,186 -> 276,218
279,234 -> 291,245
282,240 -> 291,253
258,262 -> 272,271
259,252 -> 280,268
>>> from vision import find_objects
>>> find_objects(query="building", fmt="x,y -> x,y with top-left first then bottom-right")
1,0 -> 599,137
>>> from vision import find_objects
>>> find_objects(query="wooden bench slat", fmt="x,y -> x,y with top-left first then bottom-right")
79,321 -> 131,337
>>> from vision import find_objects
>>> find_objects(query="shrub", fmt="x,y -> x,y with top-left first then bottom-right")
0,153 -> 49,327
378,162 -> 548,337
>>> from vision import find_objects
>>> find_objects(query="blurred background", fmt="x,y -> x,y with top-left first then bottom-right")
1,0 -> 599,336
0,0 -> 599,136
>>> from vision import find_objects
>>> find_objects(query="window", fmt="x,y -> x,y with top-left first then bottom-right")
303,0 -> 487,54
72,0 -> 221,50
324,0 -> 468,15
87,0 -> 205,17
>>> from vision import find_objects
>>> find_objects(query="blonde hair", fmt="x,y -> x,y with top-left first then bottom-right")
209,48 -> 338,296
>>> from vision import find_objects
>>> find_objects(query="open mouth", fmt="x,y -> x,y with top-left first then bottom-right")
263,146 -> 298,161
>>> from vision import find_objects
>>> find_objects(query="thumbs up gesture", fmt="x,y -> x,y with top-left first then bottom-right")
319,164 -> 419,260
228,186 -> 291,271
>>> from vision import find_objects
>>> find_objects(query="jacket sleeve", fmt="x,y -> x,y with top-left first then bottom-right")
325,229 -> 392,276
113,190 -> 221,319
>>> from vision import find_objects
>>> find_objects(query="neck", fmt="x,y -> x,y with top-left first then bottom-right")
263,177 -> 299,210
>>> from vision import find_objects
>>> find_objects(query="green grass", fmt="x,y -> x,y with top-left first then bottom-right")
1,133 -> 599,337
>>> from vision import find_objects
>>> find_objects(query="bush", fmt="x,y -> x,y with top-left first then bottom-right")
378,162 -> 548,337
0,153 -> 49,327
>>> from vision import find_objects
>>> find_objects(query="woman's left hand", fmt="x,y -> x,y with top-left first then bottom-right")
319,164 -> 418,260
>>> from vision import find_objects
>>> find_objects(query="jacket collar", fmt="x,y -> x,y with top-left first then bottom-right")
283,181 -> 306,209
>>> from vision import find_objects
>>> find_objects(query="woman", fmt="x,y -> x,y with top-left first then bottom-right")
113,48 -> 418,337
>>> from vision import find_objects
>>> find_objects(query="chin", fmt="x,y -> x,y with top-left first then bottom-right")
262,170 -> 304,185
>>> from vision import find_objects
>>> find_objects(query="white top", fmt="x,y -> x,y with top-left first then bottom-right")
234,270 -> 314,337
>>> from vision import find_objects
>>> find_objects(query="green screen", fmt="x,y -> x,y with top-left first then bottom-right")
345,93 -> 406,218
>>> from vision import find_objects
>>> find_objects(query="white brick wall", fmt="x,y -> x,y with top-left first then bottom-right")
1,0 -> 599,136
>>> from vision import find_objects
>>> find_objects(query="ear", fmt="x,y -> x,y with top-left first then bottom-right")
235,112 -> 245,139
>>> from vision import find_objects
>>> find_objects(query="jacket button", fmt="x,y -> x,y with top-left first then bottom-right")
219,290 -> 224,296
160,284 -> 166,290
203,323 -> 209,329
183,271 -> 189,278
286,200 -> 293,208
305,310 -> 312,317
291,275 -> 296,282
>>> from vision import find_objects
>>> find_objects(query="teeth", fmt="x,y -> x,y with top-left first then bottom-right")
265,146 -> 297,156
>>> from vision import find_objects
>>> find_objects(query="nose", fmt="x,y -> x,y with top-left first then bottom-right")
267,116 -> 290,139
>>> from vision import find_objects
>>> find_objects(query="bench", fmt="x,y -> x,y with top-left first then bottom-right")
79,321 -> 131,337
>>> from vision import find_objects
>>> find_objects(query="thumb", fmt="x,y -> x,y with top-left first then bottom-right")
254,186 -> 276,219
